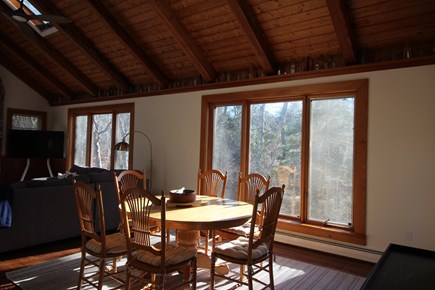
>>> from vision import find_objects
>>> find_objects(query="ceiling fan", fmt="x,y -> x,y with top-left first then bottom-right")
0,0 -> 71,24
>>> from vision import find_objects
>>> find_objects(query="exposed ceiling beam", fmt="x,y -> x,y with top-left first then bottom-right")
326,0 -> 358,64
226,0 -> 275,74
32,0 -> 133,90
147,0 -> 217,82
0,32 -> 74,100
87,0 -> 168,86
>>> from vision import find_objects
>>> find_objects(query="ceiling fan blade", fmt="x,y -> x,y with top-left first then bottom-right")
0,8 -> 16,18
29,14 -> 71,24
0,9 -> 9,17
17,20 -> 37,37
13,19 -> 37,39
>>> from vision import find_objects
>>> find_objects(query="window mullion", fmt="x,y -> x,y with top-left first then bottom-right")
110,113 -> 117,170
300,95 -> 310,224
240,101 -> 250,176
85,113 -> 93,166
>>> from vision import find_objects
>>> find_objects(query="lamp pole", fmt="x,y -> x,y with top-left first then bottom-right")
115,130 -> 153,192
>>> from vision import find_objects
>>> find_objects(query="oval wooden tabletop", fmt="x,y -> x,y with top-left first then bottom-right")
150,195 -> 253,231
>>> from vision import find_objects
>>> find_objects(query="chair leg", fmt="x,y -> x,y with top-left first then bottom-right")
247,265 -> 254,290
192,257 -> 197,290
210,253 -> 216,289
204,230 -> 209,254
77,251 -> 85,290
125,267 -> 131,290
269,254 -> 275,290
112,257 -> 117,273
175,229 -> 178,245
182,265 -> 190,288
98,258 -> 105,290
167,228 -> 171,244
157,274 -> 165,290
240,265 -> 245,282
211,230 -> 216,252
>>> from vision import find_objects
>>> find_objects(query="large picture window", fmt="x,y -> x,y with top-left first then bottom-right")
67,103 -> 134,170
200,80 -> 368,245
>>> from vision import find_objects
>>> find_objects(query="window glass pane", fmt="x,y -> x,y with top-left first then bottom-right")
91,114 -> 112,170
250,101 -> 302,217
12,114 -> 42,130
212,105 -> 242,200
308,97 -> 354,225
74,116 -> 88,166
114,112 -> 130,169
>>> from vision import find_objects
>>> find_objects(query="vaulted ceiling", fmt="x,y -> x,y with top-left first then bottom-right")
1,0 -> 435,106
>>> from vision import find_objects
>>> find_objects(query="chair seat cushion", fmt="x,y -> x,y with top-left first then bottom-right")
220,222 -> 259,237
86,232 -> 127,255
136,244 -> 197,267
214,236 -> 268,261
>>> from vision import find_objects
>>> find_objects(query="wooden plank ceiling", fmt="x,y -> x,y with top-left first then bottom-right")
0,0 -> 435,105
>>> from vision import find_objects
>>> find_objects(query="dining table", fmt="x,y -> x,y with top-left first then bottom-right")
149,195 -> 253,275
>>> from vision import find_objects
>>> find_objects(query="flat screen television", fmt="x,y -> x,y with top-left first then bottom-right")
7,129 -> 65,158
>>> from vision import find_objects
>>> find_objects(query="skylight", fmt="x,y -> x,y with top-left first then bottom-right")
2,0 -> 58,37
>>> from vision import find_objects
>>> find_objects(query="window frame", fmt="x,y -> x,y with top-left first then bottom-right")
6,108 -> 47,130
67,103 -> 134,170
200,80 -> 368,245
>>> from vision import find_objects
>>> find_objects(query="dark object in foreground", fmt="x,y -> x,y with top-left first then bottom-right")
361,243 -> 435,290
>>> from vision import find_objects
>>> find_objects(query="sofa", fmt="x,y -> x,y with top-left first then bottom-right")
0,166 -> 121,253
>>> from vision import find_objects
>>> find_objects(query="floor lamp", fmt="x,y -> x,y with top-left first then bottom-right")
114,130 -> 153,192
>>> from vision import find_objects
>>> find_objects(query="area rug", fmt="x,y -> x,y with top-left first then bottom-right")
6,252 -> 366,289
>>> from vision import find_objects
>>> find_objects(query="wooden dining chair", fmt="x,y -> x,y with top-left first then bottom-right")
114,170 -> 147,204
196,169 -> 227,253
115,170 -> 172,244
214,172 -> 270,279
119,187 -> 197,290
197,169 -> 227,198
211,185 -> 284,290
114,170 -> 146,228
73,180 -> 127,290
217,172 -> 270,241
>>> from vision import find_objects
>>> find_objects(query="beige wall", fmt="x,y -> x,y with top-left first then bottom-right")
3,64 -> 435,262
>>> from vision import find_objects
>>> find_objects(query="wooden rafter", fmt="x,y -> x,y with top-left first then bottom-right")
326,0 -> 358,64
87,0 -> 168,86
147,0 -> 217,82
32,0 -> 133,90
0,32 -> 73,99
226,0 -> 275,74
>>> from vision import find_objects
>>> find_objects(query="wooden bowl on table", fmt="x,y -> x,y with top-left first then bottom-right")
169,189 -> 196,203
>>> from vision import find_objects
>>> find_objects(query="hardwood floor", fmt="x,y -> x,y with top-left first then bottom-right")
0,237 -> 81,289
0,237 -> 374,289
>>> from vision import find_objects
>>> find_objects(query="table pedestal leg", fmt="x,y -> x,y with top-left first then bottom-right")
177,229 -> 229,275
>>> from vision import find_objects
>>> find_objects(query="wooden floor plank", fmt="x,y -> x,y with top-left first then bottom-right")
0,237 -> 374,289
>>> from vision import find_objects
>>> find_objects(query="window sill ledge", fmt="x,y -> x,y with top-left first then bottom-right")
278,219 -> 366,246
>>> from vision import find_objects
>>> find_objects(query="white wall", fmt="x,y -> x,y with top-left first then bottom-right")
3,64 -> 435,262
0,66 -> 51,154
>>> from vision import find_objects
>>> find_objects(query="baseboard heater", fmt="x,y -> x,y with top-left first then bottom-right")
276,231 -> 383,262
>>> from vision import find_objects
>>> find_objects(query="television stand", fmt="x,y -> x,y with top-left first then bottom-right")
20,158 -> 54,181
